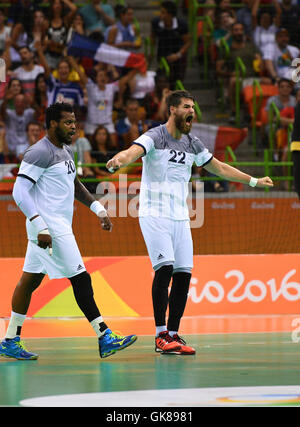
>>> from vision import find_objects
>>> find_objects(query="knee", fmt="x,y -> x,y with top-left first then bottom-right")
153,264 -> 173,289
69,271 -> 93,298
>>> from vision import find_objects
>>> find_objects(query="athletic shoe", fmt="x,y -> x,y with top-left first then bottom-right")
0,337 -> 38,360
155,331 -> 181,353
171,334 -> 196,355
98,328 -> 137,358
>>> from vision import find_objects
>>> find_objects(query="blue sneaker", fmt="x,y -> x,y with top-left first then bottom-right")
99,329 -> 137,358
0,337 -> 38,360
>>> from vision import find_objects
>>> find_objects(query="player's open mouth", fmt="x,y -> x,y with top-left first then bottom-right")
185,115 -> 193,125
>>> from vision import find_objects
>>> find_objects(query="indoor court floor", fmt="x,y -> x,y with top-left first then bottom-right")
1,315 -> 300,408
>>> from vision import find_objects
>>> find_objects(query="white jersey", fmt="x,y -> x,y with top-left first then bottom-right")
85,79 -> 119,126
133,124 -> 212,220
17,136 -> 76,240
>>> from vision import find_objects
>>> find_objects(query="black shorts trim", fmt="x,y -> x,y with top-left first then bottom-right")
17,174 -> 36,184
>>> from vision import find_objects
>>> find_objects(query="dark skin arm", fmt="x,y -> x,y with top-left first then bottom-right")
74,176 -> 113,231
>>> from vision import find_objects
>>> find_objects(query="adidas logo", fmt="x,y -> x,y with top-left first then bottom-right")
157,253 -> 164,260
77,264 -> 84,271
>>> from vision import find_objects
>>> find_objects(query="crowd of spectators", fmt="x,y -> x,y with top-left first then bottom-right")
197,0 -> 300,169
0,0 -> 191,182
0,0 -> 299,191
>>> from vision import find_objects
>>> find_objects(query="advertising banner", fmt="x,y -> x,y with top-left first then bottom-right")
1,254 -> 300,318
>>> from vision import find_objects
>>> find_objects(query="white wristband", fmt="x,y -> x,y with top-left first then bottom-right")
90,200 -> 107,217
30,215 -> 48,234
249,177 -> 258,187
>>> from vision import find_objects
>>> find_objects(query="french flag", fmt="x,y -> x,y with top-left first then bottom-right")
192,123 -> 248,161
67,32 -> 147,73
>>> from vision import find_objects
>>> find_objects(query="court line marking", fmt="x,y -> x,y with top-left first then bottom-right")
19,386 -> 300,407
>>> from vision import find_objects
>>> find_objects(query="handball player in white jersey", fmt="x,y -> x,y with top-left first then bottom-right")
107,90 -> 273,355
0,102 -> 137,361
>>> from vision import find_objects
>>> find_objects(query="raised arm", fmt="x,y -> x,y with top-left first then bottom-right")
62,0 -> 78,27
251,0 -> 260,29
204,157 -> 273,188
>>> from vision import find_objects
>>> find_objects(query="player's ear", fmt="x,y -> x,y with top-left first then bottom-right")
49,119 -> 58,129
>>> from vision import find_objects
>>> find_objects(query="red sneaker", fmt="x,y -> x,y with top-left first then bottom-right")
155,331 -> 181,353
171,334 -> 196,355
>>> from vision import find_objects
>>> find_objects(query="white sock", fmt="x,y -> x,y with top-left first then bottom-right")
168,331 -> 178,337
156,326 -> 167,337
90,316 -> 107,338
5,311 -> 26,339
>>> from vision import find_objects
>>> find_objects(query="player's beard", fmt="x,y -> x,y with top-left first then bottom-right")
174,113 -> 192,135
55,126 -> 72,145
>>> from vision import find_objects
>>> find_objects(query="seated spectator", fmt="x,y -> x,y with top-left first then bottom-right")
263,28 -> 300,83
1,78 -> 24,111
31,73 -> 48,124
144,70 -> 171,123
216,22 -> 271,122
212,10 -> 235,48
116,98 -> 150,150
265,77 -> 296,113
8,44 -> 45,101
0,93 -> 35,158
151,1 -> 191,87
279,0 -> 300,46
45,0 -> 77,69
69,127 -> 95,178
105,5 -> 141,52
69,55 -> 137,146
252,0 -> 281,53
264,78 -> 296,155
0,9 -> 11,56
79,0 -> 115,36
90,125 -> 113,177
18,120 -> 43,160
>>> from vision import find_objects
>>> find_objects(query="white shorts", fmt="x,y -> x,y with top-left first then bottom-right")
139,216 -> 193,272
84,122 -> 116,135
23,234 -> 86,280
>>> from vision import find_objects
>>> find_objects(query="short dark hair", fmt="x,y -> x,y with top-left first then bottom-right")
278,77 -> 293,87
45,102 -> 74,129
161,1 -> 177,16
166,90 -> 195,115
26,120 -> 42,132
18,45 -> 31,53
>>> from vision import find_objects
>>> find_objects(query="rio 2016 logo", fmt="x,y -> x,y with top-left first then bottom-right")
291,58 -> 300,83
0,58 -> 6,82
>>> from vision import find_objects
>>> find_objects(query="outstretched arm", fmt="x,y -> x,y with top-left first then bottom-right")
204,157 -> 273,188
74,176 -> 113,231
106,143 -> 145,172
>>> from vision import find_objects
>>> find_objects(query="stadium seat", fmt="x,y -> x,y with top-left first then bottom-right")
242,84 -> 279,127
